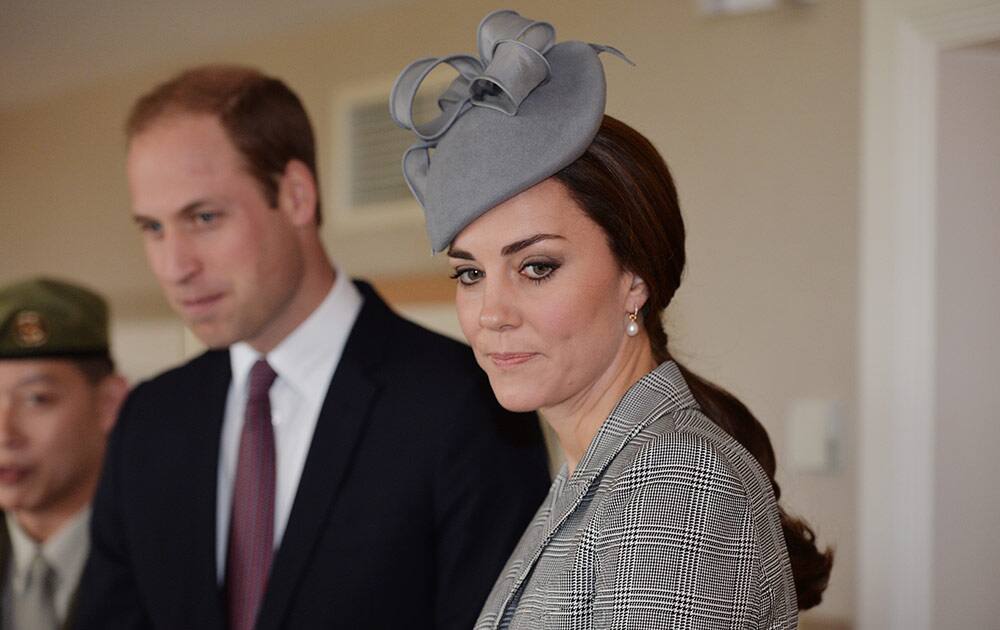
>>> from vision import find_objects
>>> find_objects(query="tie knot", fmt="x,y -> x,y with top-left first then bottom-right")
247,359 -> 278,403
26,551 -> 56,593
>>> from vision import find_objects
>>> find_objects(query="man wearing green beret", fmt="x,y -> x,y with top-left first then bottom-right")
0,278 -> 128,630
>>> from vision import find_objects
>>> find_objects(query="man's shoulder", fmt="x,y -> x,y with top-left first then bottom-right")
127,348 -> 228,403
368,313 -> 486,392
353,280 -> 480,380
385,313 -> 471,359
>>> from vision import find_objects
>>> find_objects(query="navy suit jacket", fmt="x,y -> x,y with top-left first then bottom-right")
74,281 -> 550,629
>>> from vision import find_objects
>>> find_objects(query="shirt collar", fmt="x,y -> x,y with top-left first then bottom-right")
5,506 -> 91,594
229,271 -> 363,398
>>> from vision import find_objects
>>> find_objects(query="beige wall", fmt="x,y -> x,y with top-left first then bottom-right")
0,1 -> 859,624
934,43 -> 1000,629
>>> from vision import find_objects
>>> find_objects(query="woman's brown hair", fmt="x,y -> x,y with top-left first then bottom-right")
554,115 -> 833,609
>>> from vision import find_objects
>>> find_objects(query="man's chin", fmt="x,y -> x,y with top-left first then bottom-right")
186,322 -> 238,350
0,494 -> 26,512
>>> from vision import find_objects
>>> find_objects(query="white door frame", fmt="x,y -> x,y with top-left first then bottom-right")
859,2 -> 1000,629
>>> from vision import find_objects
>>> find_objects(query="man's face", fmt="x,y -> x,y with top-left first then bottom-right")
127,114 -> 307,351
0,360 -> 117,519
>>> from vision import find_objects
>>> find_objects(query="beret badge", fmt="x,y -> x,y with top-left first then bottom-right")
13,310 -> 48,348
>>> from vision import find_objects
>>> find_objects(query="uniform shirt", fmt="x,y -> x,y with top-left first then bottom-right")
2,508 -> 90,628
215,274 -> 363,583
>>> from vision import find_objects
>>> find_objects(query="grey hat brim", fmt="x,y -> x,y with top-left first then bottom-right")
423,41 -> 606,253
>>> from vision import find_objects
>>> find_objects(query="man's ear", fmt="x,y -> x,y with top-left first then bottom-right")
277,159 -> 318,227
97,374 -> 129,434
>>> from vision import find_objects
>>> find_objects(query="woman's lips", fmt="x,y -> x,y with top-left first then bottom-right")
488,352 -> 538,368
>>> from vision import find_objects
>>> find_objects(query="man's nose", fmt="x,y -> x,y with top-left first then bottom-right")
0,397 -> 23,448
152,232 -> 201,285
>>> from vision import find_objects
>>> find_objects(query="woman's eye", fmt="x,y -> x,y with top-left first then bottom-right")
450,268 -> 484,285
521,262 -> 557,281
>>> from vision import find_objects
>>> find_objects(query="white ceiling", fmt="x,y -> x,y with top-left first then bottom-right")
0,0 -> 395,110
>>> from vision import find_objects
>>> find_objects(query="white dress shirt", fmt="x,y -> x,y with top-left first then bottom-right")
2,507 -> 91,628
215,274 -> 363,583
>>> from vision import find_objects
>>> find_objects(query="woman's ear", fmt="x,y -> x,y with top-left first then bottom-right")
277,159 -> 318,227
626,273 -> 650,313
97,374 -> 129,434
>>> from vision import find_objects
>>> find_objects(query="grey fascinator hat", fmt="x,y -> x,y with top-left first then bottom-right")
390,9 -> 630,252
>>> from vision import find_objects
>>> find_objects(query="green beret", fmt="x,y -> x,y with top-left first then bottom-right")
0,278 -> 109,359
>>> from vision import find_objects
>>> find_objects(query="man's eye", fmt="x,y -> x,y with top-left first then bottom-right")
450,268 -> 484,285
138,221 -> 162,234
195,212 -> 218,224
25,392 -> 57,406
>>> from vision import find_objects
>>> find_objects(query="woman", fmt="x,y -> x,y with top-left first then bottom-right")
392,10 -> 832,629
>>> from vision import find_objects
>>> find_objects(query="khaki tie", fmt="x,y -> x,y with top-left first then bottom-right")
14,551 -> 59,630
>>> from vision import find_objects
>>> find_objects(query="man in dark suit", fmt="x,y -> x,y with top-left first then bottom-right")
74,65 -> 550,630
0,278 -> 128,630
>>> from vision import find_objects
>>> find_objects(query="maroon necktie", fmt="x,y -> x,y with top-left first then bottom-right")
226,359 -> 278,630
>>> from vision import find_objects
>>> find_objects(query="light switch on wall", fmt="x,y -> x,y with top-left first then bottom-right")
786,398 -> 842,474
697,0 -> 816,16
697,0 -> 779,16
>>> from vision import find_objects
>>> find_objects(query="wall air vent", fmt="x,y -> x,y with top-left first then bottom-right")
330,79 -> 441,232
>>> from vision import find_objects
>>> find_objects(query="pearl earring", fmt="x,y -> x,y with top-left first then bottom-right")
626,306 -> 640,337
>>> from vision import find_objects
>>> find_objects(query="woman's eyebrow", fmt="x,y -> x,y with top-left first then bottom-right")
447,233 -> 565,260
500,233 -> 565,256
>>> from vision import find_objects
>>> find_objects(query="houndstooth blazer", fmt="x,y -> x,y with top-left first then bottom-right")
474,361 -> 798,630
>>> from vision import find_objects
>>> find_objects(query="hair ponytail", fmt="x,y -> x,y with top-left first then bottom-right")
556,115 -> 833,609
672,359 -> 833,609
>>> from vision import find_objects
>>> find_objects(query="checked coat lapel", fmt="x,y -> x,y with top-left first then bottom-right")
481,362 -> 698,628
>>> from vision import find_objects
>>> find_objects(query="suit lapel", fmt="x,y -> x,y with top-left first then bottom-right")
185,351 -> 231,627
255,282 -> 387,630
